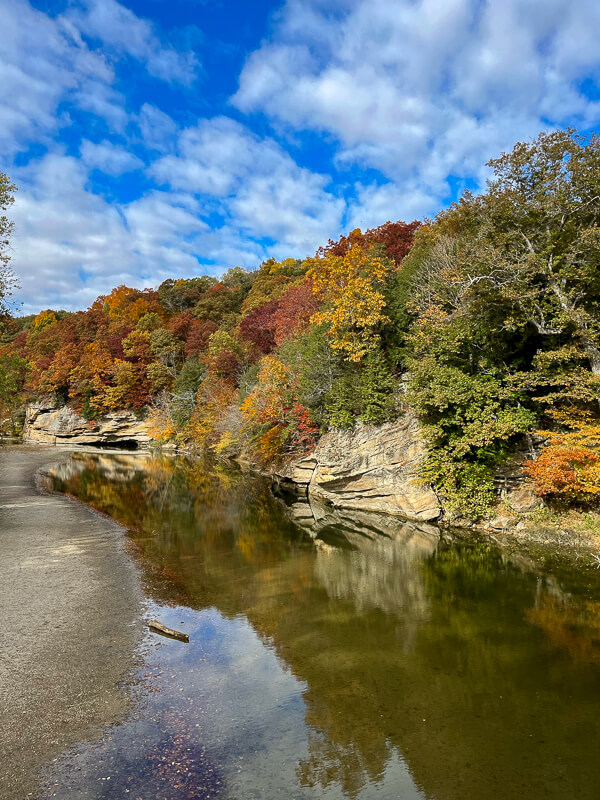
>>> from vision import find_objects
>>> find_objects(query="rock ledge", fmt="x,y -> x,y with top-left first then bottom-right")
275,411 -> 441,522
23,396 -> 153,446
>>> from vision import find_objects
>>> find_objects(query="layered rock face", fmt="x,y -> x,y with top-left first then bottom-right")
275,411 -> 441,522
23,397 -> 153,447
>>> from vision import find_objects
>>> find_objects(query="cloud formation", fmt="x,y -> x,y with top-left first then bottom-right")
234,0 -> 600,219
2,0 -> 600,313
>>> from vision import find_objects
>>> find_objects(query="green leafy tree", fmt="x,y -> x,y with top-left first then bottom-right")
357,349 -> 397,424
150,328 -> 182,368
277,325 -> 340,423
411,130 -> 600,379
0,351 -> 28,433
403,129 -> 600,517
0,172 -> 18,317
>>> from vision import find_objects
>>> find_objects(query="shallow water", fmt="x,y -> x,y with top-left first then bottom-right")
39,451 -> 600,799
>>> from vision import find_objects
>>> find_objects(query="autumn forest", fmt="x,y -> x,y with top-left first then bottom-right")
2,128 -> 600,520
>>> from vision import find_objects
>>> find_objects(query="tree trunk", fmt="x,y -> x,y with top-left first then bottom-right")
586,344 -> 600,376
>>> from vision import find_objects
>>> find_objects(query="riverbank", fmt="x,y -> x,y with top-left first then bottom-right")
0,446 -> 144,800
19,398 -> 600,555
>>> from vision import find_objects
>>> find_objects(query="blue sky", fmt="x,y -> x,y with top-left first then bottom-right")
2,0 -> 600,314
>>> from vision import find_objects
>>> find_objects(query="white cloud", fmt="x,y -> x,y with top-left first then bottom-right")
0,0 -> 207,313
5,0 -> 600,315
346,182 -> 437,232
10,155 -> 210,313
0,0 -> 116,154
233,0 -> 600,209
136,103 -> 179,153
9,129 -> 343,313
80,140 -> 144,175
65,0 -> 199,85
151,117 -> 345,254
0,0 -> 199,158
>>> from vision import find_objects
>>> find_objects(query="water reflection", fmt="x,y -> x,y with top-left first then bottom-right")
39,452 -> 600,800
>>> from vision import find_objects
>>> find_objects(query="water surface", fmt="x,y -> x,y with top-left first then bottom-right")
39,451 -> 600,799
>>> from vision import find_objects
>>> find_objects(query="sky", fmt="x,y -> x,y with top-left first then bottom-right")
2,0 -> 600,314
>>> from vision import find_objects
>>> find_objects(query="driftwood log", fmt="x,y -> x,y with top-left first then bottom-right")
148,619 -> 189,643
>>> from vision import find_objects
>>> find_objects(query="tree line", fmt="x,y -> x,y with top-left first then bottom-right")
1,128 -> 599,519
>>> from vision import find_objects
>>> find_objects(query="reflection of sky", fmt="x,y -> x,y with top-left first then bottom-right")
39,603 -> 424,799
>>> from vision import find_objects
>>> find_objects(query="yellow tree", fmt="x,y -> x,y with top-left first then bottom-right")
32,309 -> 58,331
306,232 -> 390,362
240,356 -> 296,460
240,356 -> 294,428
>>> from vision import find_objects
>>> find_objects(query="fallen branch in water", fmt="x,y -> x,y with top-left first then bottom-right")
148,619 -> 189,642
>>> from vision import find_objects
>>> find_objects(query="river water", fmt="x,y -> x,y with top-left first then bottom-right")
38,450 -> 600,800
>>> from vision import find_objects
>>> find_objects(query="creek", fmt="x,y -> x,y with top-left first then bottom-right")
38,450 -> 600,800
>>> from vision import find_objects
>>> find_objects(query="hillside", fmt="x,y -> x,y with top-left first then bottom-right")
2,128 -> 600,522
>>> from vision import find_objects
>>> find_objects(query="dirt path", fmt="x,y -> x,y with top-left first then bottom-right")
0,446 -> 144,800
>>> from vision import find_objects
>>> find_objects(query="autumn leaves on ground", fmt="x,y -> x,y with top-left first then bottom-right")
1,128 -> 600,525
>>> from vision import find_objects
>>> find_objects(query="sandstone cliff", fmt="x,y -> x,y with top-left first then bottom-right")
23,396 -> 154,447
274,411 -> 442,522
24,397 -> 539,526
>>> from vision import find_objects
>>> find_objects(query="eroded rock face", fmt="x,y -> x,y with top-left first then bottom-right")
23,396 -> 153,446
276,412 -> 441,522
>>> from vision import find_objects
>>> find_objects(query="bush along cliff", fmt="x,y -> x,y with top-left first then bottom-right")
2,128 -> 600,527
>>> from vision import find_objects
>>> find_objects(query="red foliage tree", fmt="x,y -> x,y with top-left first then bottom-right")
272,280 -> 321,345
168,311 -> 196,342
317,220 -> 420,266
12,330 -> 28,350
106,333 -> 129,360
185,320 -> 218,358
238,299 -> 280,354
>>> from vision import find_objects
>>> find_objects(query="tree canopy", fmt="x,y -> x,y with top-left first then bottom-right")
3,130 -> 600,518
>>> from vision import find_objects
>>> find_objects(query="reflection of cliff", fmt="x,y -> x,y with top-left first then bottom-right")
46,453 -> 600,800
40,451 -> 154,486
290,498 -> 438,627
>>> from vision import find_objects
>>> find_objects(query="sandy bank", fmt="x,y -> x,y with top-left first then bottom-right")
0,446 -> 144,800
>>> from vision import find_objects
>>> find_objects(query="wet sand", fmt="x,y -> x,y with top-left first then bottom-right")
0,446 -> 144,800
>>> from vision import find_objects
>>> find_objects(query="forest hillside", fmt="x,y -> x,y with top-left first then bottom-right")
2,129 -> 600,520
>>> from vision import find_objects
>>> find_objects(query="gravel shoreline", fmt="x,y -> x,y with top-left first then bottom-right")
0,446 -> 144,800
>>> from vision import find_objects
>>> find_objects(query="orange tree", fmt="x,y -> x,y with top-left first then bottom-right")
525,410 -> 600,503
240,356 -> 318,460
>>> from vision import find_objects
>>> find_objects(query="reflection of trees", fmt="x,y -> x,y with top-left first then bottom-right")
297,731 -> 392,799
526,588 -> 600,667
43,451 -> 312,614
46,453 -> 600,800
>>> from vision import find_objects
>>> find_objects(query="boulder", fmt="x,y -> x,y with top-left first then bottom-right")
505,485 -> 540,514
487,515 -> 514,531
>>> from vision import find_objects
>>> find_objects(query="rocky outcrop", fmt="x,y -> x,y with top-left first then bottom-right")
275,411 -> 441,522
23,396 -> 154,447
